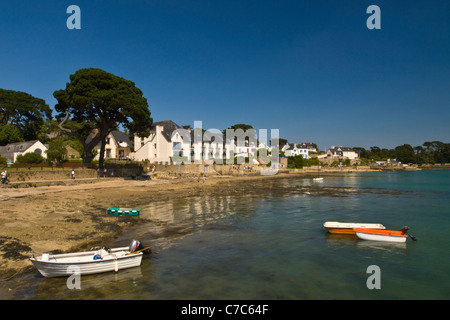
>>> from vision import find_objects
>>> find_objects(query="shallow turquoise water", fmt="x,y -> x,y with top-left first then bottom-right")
4,171 -> 450,299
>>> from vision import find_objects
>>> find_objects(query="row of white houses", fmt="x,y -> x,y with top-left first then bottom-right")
0,119 -> 359,165
131,120 -> 270,164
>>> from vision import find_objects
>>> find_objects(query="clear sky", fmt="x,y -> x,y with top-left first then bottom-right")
0,1 -> 449,150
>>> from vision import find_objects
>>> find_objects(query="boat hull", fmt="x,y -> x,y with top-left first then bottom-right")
30,247 -> 143,278
323,222 -> 386,235
353,228 -> 408,243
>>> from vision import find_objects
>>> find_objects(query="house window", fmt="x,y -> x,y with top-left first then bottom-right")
173,142 -> 181,150
106,138 -> 110,144
34,148 -> 42,154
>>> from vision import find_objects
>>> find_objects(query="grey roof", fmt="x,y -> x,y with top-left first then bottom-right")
0,140 -> 43,159
189,129 -> 226,146
299,142 -> 316,149
0,140 -> 39,152
150,120 -> 182,142
85,130 -> 131,147
110,130 -> 131,147
285,143 -> 309,150
330,146 -> 354,152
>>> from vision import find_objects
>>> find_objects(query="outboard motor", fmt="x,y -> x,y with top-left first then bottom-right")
129,239 -> 151,255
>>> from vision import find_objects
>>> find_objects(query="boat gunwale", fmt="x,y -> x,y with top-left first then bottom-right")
323,222 -> 386,229
353,228 -> 408,238
107,207 -> 140,215
30,247 -> 143,265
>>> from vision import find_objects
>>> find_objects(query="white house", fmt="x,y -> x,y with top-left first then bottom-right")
234,142 -> 258,159
0,140 -> 48,165
298,142 -> 317,153
319,146 -> 359,160
90,130 -> 133,161
282,143 -> 310,159
198,128 -> 227,163
131,120 -> 186,164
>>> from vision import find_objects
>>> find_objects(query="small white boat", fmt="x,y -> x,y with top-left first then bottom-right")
30,240 -> 151,278
313,177 -> 324,181
323,221 -> 386,234
353,228 -> 408,243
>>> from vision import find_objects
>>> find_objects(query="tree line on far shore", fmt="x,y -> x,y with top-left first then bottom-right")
285,142 -> 450,169
353,142 -> 450,165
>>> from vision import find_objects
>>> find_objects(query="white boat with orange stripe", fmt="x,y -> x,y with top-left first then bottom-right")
323,221 -> 386,235
353,227 -> 411,243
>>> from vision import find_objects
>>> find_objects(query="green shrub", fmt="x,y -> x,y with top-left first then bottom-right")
15,152 -> 45,164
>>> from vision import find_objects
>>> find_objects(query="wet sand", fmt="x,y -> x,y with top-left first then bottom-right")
0,170 -> 386,280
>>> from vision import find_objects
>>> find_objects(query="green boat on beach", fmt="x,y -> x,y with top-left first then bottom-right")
107,207 -> 140,216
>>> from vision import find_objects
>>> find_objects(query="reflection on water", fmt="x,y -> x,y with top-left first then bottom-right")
355,240 -> 407,251
112,194 -> 261,250
325,233 -> 408,254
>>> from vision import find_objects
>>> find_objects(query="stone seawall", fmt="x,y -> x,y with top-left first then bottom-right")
5,168 -> 97,183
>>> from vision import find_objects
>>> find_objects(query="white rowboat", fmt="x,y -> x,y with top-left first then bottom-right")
30,240 -> 150,278
353,228 -> 408,243
323,221 -> 386,234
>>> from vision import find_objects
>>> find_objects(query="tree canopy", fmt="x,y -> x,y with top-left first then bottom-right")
354,141 -> 450,164
53,68 -> 153,166
0,124 -> 23,145
0,88 -> 51,144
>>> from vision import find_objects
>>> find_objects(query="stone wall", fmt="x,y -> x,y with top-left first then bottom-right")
150,163 -> 267,176
5,168 -> 97,182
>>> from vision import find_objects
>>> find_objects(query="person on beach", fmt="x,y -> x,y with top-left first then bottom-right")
1,169 -> 7,184
71,170 -> 75,180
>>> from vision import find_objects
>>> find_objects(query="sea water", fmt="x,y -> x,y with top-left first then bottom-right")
4,171 -> 450,299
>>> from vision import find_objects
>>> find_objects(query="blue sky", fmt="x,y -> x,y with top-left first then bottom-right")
0,1 -> 449,150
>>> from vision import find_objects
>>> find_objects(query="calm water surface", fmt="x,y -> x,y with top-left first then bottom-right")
4,171 -> 450,299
